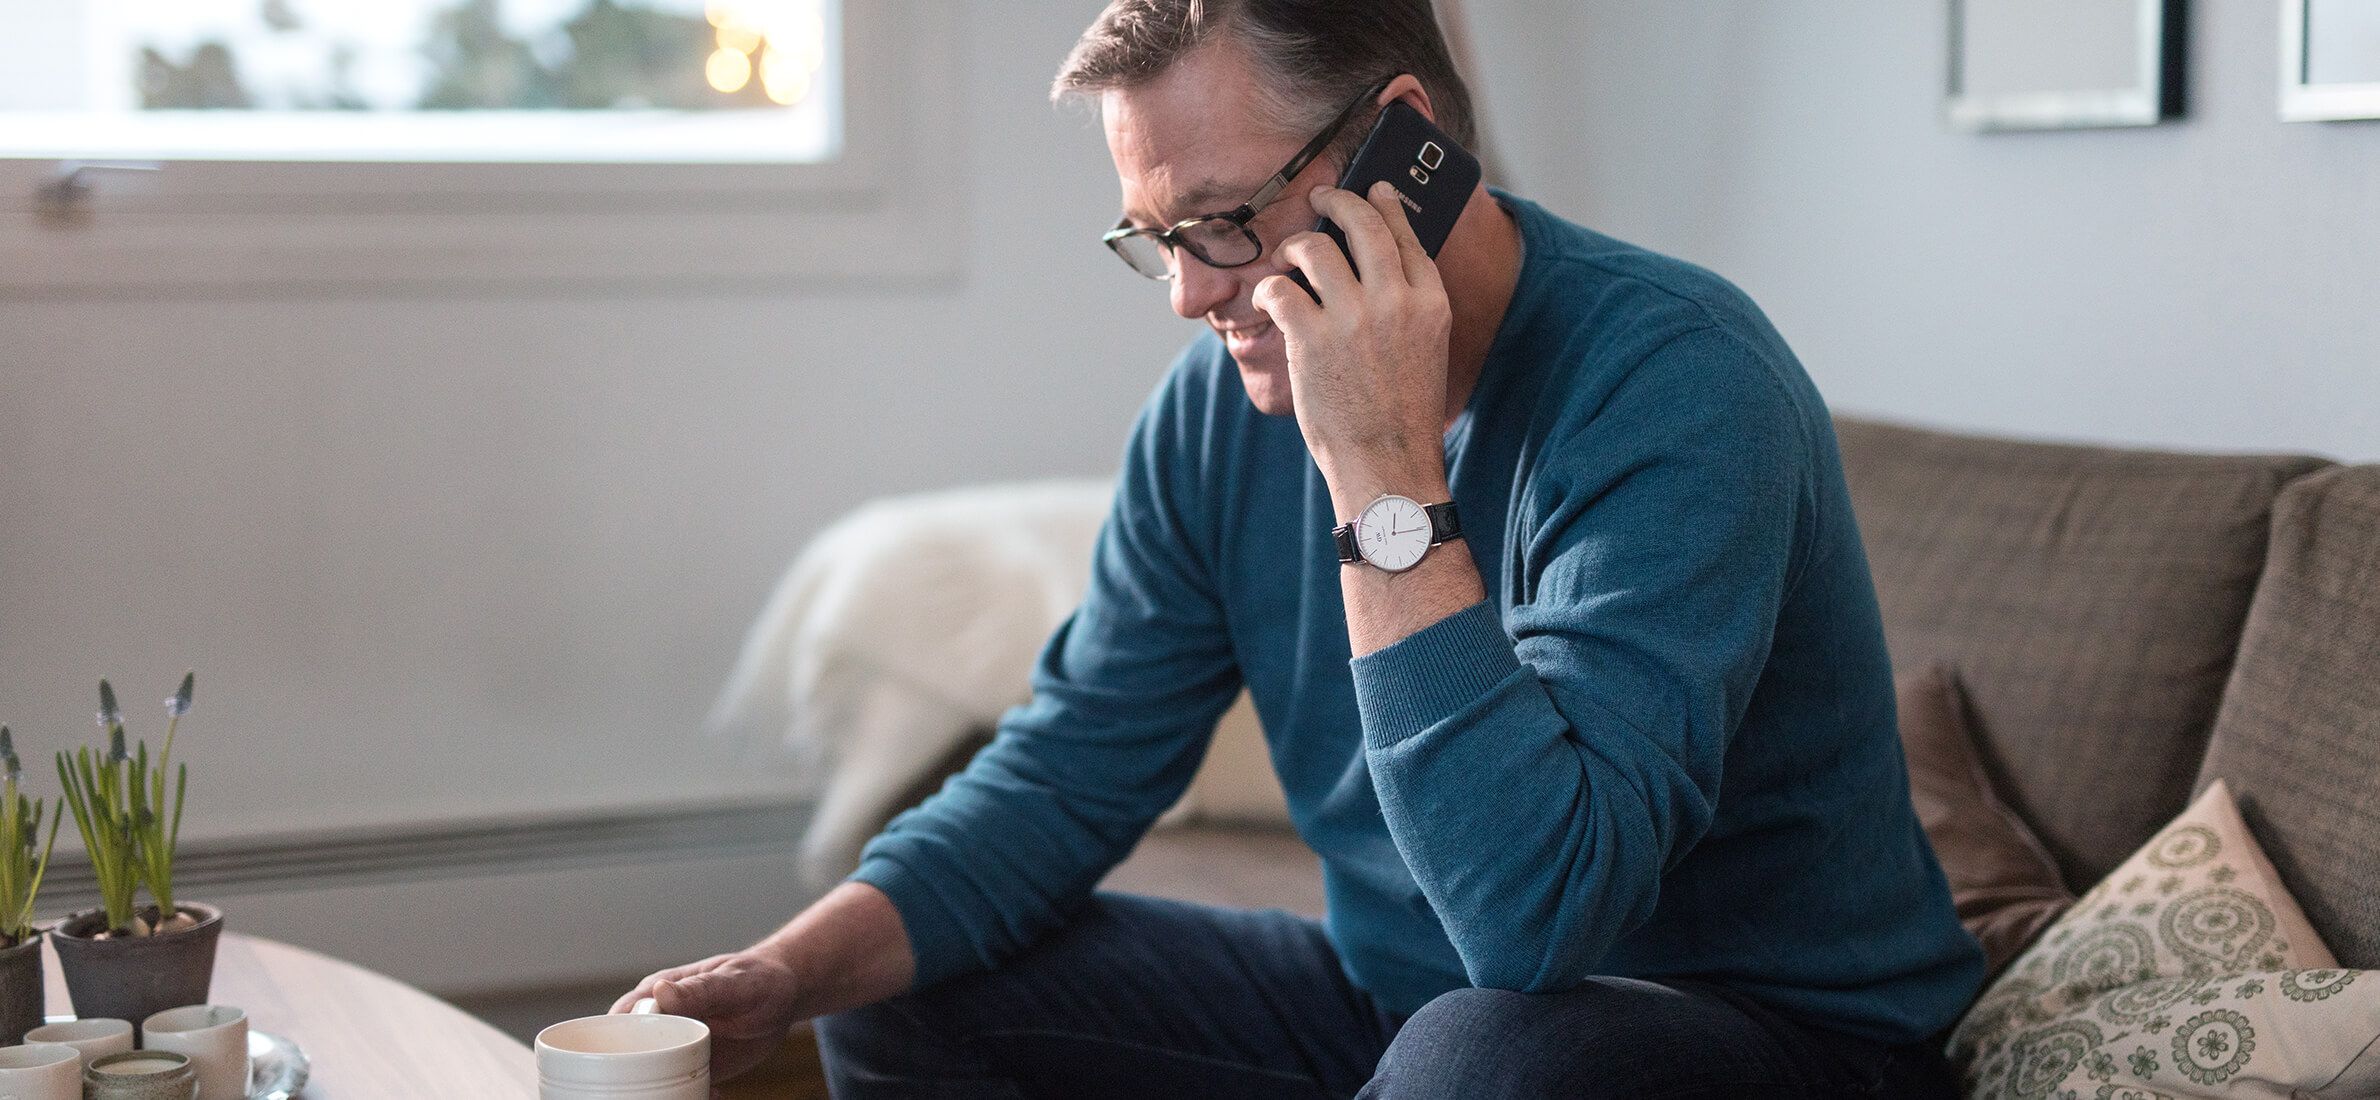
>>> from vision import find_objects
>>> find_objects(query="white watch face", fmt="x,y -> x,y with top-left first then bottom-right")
1356,495 -> 1432,572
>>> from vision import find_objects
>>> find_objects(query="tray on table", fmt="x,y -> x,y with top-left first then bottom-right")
43,1015 -> 310,1099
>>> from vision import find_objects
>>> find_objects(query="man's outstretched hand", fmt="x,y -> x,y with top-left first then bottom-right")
607,882 -> 918,1085
612,951 -> 805,1083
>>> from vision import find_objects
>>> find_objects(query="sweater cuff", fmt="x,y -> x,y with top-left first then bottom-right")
848,854 -> 977,990
1349,599 -> 1526,750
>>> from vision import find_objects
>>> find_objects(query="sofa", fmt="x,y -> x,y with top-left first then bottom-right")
754,415 -> 2379,1094
1106,414 -> 2380,1028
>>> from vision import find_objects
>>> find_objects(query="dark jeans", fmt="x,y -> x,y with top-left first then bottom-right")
815,892 -> 1957,1099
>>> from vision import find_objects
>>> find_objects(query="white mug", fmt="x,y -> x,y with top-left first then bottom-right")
0,1042 -> 81,1100
21,1019 -> 134,1071
534,1001 -> 709,1100
140,1006 -> 248,1100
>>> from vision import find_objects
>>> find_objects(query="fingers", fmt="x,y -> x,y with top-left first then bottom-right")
1365,180 -> 1441,290
1308,185 -> 1405,286
1275,229 -> 1356,308
657,969 -> 744,1021
659,959 -> 798,1039
610,954 -> 734,1014
1252,273 -> 1321,332
609,971 -> 671,1014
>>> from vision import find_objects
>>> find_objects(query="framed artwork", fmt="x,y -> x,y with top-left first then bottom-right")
1947,0 -> 2186,131
2283,0 -> 2380,120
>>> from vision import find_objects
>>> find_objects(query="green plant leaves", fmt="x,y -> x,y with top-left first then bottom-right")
50,675 -> 197,934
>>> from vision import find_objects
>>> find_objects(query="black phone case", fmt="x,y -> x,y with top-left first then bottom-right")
1289,101 -> 1482,302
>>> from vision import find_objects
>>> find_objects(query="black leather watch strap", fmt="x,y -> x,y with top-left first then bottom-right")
1425,500 -> 1463,545
1333,521 -> 1362,564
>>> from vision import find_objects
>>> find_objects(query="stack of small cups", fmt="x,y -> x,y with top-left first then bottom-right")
0,1003 -> 246,1099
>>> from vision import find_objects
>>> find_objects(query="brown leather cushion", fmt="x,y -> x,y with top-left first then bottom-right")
2194,465 -> 2380,968
1837,417 -> 2329,890
1898,664 -> 2071,977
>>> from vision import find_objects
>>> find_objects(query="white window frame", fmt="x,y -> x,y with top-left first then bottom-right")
0,0 -> 955,294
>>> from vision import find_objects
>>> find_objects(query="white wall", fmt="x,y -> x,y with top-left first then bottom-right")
1464,0 -> 2378,461
0,1 -> 1188,841
6,1 -> 2372,847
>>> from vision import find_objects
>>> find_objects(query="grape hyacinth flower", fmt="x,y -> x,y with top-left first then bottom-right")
59,673 -> 195,936
0,723 -> 59,944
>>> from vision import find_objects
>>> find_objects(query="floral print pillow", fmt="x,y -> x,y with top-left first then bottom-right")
1948,780 -> 2380,1098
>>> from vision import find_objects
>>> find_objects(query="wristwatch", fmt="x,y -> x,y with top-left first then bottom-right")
1333,494 -> 1462,572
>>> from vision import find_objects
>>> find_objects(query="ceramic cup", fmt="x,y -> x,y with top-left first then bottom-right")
535,1001 -> 709,1100
139,1006 -> 247,1100
0,1042 -> 80,1100
84,1050 -> 198,1100
22,1018 -> 135,1070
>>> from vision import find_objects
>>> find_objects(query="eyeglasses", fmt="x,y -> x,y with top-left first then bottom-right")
1102,78 -> 1392,281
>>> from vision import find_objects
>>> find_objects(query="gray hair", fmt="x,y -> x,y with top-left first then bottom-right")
1052,0 -> 1478,159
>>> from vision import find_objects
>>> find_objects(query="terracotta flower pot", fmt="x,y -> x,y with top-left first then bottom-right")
49,902 -> 223,1025
0,933 -> 43,1045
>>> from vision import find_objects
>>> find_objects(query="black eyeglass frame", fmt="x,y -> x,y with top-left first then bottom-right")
1101,77 -> 1395,280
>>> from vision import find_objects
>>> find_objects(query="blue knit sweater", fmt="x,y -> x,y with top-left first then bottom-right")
852,192 -> 1985,1044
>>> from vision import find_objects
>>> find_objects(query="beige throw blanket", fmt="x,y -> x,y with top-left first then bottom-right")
707,479 -> 1120,892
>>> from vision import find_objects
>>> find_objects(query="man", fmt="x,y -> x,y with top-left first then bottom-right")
617,1 -> 1986,1095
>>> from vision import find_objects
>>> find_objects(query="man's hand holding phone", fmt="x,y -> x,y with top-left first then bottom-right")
1254,181 -> 1455,504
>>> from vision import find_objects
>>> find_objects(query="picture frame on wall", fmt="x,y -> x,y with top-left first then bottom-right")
1947,0 -> 2186,131
2282,0 -> 2380,121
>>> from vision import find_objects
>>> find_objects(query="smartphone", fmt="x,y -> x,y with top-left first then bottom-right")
1287,100 -> 1482,302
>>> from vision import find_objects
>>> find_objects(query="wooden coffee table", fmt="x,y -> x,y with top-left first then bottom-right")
42,931 -> 536,1097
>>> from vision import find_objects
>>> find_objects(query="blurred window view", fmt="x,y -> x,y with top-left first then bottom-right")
0,0 -> 839,163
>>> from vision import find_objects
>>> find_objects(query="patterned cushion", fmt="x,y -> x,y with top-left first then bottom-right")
1836,418 -> 2329,890
1950,781 -> 2380,1098
1899,664 -> 2073,977
2194,465 -> 2380,969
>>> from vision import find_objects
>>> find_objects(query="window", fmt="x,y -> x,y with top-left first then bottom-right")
0,0 -> 838,163
0,0 -> 955,292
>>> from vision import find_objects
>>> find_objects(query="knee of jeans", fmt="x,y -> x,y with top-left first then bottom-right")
1369,981 -> 1685,1097
1368,988 -> 1535,1090
1405,987 -> 1534,1035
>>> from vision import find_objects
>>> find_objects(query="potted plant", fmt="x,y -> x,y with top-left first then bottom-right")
0,726 -> 62,1044
48,674 -> 224,1024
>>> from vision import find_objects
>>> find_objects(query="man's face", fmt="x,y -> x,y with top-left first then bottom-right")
1103,45 -> 1340,417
